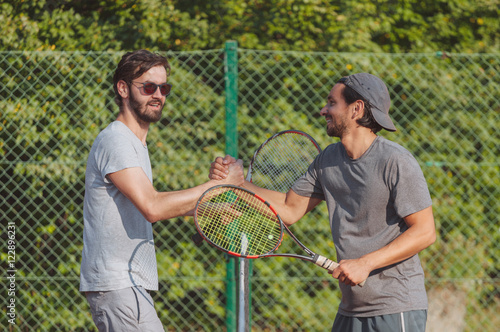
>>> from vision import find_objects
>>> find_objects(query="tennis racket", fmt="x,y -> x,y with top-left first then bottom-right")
192,130 -> 321,246
246,130 -> 321,192
194,184 -> 366,286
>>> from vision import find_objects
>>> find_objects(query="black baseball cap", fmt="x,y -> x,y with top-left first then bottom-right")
338,73 -> 397,132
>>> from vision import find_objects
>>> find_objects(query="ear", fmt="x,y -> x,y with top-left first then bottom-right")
351,100 -> 365,120
117,80 -> 129,99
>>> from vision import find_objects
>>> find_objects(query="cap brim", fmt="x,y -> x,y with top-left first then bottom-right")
372,108 -> 397,132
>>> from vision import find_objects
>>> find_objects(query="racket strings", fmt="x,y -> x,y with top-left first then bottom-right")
252,134 -> 319,192
197,187 -> 281,256
128,240 -> 158,289
242,204 -> 278,254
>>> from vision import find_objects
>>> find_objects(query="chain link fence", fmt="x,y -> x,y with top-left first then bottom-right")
1,48 -> 498,331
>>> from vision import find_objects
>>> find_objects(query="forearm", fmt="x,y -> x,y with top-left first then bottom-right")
244,181 -> 287,206
361,227 -> 435,271
243,180 -> 319,225
146,179 -> 222,222
333,206 -> 436,286
209,157 -> 320,225
110,160 -> 244,223
360,206 -> 436,271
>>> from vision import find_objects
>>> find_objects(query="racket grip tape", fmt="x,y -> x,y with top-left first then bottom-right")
314,254 -> 366,287
314,255 -> 339,273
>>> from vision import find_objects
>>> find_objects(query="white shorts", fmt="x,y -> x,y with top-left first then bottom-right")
85,286 -> 164,332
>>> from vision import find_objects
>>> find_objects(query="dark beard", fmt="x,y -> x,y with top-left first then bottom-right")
326,117 -> 348,138
129,92 -> 164,123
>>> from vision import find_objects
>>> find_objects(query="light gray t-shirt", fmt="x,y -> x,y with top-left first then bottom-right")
80,121 -> 158,292
292,136 -> 432,317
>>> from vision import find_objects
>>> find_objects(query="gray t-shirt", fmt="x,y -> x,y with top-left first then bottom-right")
292,136 -> 432,317
80,121 -> 158,292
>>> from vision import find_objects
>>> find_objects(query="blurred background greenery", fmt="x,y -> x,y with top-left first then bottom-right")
1,1 -> 498,331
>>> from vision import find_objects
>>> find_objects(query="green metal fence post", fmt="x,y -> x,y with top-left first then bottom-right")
224,40 -> 238,332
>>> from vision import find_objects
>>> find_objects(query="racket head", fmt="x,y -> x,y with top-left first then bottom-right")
194,185 -> 284,258
247,130 -> 321,192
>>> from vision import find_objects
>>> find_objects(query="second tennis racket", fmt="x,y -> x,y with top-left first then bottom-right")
194,184 -> 366,286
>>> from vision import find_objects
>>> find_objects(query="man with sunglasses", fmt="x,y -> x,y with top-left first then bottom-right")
210,73 -> 436,332
80,50 -> 244,332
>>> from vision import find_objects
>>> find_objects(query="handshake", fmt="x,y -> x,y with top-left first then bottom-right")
208,155 -> 245,186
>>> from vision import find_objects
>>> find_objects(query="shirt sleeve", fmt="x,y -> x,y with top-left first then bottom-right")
93,133 -> 142,181
388,151 -> 433,218
291,153 -> 326,200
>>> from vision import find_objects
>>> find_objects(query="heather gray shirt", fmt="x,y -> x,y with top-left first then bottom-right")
292,136 -> 432,317
80,121 -> 158,292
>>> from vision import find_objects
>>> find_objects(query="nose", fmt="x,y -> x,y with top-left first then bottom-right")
320,105 -> 327,116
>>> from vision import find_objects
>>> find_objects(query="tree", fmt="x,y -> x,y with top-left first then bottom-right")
1,0 -> 498,53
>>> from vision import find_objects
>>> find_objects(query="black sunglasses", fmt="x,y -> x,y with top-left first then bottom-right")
131,81 -> 172,96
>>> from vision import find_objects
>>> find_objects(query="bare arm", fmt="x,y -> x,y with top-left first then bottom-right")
108,159 -> 244,223
332,206 -> 436,286
209,155 -> 322,225
243,181 -> 322,226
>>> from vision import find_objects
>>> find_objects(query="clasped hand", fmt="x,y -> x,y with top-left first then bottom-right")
209,155 -> 242,183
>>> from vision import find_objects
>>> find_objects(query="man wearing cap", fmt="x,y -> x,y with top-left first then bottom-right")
210,73 -> 436,331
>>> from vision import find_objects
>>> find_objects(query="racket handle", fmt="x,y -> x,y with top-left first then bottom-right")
314,255 -> 366,287
191,233 -> 204,246
314,254 -> 339,273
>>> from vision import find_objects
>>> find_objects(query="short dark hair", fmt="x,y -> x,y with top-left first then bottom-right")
341,84 -> 383,134
113,50 -> 171,107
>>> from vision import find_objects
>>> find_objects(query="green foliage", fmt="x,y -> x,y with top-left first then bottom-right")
2,49 -> 498,331
1,0 -> 498,52
1,1 -> 498,328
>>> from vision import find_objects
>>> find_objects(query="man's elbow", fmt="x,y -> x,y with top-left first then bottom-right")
146,215 -> 160,223
140,204 -> 162,223
142,205 -> 178,223
424,227 -> 437,248
143,211 -> 160,223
